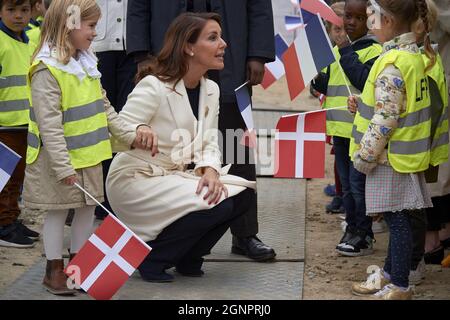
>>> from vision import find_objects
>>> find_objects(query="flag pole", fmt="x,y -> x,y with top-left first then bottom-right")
281,106 -> 348,119
74,182 -> 114,216
316,13 -> 354,97
235,80 -> 250,92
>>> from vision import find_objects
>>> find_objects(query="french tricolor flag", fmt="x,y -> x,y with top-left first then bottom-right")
285,16 -> 304,31
282,14 -> 335,101
0,142 -> 21,193
300,0 -> 343,26
260,34 -> 289,90
235,82 -> 254,131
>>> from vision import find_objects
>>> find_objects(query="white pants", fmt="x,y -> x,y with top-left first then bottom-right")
43,206 -> 95,260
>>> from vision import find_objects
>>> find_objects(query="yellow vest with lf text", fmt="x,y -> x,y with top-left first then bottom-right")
26,60 -> 112,169
323,43 -> 382,138
0,30 -> 35,126
350,49 -> 432,173
424,53 -> 449,166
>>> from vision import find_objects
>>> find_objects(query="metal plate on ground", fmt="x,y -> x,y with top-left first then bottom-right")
206,178 -> 305,262
0,261 -> 303,300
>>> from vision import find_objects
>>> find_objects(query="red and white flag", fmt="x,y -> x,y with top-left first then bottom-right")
300,0 -> 343,26
275,110 -> 326,178
65,214 -> 151,300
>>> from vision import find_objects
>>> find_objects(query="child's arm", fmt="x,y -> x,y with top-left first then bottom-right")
339,45 -> 379,92
106,75 -> 161,151
31,66 -> 76,182
353,65 -> 406,173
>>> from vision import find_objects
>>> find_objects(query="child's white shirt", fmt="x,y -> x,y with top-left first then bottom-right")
35,43 -> 102,82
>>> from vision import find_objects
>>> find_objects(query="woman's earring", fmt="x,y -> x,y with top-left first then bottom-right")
190,52 -> 194,56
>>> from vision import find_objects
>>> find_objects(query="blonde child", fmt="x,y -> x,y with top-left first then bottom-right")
22,0 -> 154,295
348,0 -> 437,299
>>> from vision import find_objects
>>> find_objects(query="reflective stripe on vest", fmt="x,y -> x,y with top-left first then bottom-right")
425,53 -> 449,166
323,43 -> 382,138
26,61 -> 112,169
350,49 -> 432,173
0,30 -> 34,126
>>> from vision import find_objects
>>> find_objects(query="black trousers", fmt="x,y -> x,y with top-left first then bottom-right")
138,189 -> 254,276
95,51 -> 137,217
219,102 -> 258,237
410,209 -> 427,270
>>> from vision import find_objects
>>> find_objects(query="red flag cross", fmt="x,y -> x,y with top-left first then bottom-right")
275,111 -> 326,178
66,214 -> 151,300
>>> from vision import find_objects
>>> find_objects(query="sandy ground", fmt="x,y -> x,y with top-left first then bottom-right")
0,79 -> 449,299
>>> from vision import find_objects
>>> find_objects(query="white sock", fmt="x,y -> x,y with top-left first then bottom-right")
70,206 -> 95,254
43,209 -> 69,260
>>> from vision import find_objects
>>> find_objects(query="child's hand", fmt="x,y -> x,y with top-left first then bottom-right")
348,95 -> 358,114
63,175 -> 78,186
133,125 -> 159,157
334,32 -> 351,49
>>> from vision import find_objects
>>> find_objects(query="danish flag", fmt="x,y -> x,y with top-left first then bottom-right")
65,214 -> 151,300
275,110 -> 326,178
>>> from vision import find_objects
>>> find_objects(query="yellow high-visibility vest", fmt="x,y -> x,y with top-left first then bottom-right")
26,60 -> 112,169
323,43 -> 382,138
424,53 -> 449,166
350,49 -> 432,173
0,30 -> 34,126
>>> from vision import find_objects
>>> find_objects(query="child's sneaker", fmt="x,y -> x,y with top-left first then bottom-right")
325,196 -> 345,214
371,218 -> 387,234
372,284 -> 413,300
409,259 -> 426,285
323,184 -> 336,197
337,231 -> 374,256
352,268 -> 390,296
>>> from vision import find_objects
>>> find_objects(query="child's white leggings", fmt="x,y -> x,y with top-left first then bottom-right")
43,206 -> 95,260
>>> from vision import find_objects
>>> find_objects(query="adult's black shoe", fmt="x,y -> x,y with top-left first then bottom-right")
231,236 -> 276,261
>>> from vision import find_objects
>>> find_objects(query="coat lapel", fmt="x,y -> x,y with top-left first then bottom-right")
166,79 -> 196,137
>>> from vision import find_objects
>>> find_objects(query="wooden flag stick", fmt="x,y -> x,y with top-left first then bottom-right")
74,182 -> 114,216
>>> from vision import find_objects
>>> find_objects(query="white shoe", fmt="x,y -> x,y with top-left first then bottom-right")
372,219 -> 387,234
341,220 -> 387,234
409,259 -> 426,285
372,284 -> 413,300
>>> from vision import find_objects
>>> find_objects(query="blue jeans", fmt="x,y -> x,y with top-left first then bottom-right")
383,211 -> 413,288
333,137 -> 373,238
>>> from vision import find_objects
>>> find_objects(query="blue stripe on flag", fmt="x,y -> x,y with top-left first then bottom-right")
235,85 -> 252,113
305,15 -> 335,72
0,142 -> 21,175
300,8 -> 316,23
274,34 -> 289,60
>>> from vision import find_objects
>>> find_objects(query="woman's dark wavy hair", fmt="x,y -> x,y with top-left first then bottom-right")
135,12 -> 222,89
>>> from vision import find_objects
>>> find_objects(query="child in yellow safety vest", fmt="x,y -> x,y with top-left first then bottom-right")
349,0 -> 442,300
22,0 -> 155,296
412,0 -> 450,267
25,0 -> 52,46
312,0 -> 382,257
0,0 -> 40,249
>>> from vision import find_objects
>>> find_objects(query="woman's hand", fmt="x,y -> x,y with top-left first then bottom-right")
196,167 -> 228,205
63,174 -> 78,186
133,125 -> 159,157
348,95 -> 358,114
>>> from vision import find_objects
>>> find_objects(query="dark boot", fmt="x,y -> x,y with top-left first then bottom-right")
42,259 -> 77,295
